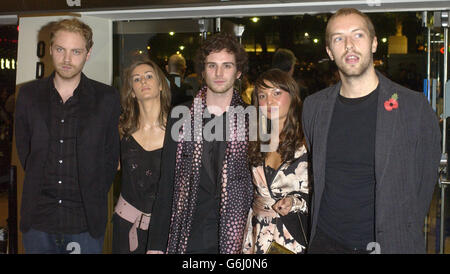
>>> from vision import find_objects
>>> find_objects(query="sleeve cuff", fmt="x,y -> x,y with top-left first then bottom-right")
288,195 -> 307,214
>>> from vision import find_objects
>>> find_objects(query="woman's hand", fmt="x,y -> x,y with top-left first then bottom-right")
272,196 -> 294,216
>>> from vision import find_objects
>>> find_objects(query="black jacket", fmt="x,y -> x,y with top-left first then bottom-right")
167,74 -> 193,107
14,72 -> 121,238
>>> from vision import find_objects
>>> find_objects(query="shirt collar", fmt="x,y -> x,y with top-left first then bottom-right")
49,72 -> 84,100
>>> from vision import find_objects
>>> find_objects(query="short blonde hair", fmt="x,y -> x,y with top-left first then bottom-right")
50,18 -> 93,51
326,8 -> 376,47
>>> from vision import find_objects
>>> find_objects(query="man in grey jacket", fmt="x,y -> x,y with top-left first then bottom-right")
302,8 -> 441,254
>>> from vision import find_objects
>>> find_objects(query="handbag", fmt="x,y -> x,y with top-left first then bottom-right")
265,211 -> 308,254
266,241 -> 295,254
262,164 -> 309,254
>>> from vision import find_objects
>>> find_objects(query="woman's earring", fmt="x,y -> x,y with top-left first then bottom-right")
261,111 -> 267,134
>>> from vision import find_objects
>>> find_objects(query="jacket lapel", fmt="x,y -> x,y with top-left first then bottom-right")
374,72 -> 399,190
35,76 -> 53,133
77,73 -> 96,138
313,84 -> 339,210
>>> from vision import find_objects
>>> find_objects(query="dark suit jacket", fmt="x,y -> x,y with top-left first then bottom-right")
147,101 -> 235,252
15,72 -> 121,238
167,74 -> 193,107
147,101 -> 190,251
302,71 -> 441,254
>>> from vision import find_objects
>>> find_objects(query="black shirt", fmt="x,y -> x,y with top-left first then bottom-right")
186,110 -> 226,254
120,135 -> 162,213
317,86 -> 379,250
32,77 -> 88,234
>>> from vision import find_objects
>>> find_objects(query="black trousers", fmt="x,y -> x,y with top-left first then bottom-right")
308,227 -> 370,254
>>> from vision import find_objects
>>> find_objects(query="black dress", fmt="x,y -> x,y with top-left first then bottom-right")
112,135 -> 162,254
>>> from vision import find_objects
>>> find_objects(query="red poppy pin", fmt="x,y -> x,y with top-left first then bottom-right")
384,93 -> 399,111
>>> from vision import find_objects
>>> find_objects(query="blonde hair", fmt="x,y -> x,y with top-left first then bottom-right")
325,8 -> 376,47
50,18 -> 93,51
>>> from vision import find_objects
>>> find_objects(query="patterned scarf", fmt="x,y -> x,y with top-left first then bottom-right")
167,86 -> 253,254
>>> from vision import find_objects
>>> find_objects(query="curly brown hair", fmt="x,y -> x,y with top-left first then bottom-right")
119,59 -> 171,137
248,69 -> 304,167
195,32 -> 248,77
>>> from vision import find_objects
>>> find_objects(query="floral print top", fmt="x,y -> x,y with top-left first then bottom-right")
242,145 -> 309,254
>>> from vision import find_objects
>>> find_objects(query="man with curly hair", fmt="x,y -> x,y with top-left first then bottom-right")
147,32 -> 253,254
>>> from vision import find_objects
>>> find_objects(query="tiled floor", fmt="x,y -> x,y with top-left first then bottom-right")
0,184 -> 449,253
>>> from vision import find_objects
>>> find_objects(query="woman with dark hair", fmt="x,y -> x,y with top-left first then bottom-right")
243,68 -> 309,254
112,59 -> 171,253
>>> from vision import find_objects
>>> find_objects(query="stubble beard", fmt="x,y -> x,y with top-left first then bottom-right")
54,58 -> 85,81
207,79 -> 235,95
338,51 -> 374,79
210,86 -> 233,94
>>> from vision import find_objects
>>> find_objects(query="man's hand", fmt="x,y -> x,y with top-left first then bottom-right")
272,196 -> 293,216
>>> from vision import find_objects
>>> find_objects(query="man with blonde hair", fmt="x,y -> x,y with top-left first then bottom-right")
166,54 -> 192,106
15,18 -> 120,253
303,8 -> 440,254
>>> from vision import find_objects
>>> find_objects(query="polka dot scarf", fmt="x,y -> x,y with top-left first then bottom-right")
167,86 -> 253,254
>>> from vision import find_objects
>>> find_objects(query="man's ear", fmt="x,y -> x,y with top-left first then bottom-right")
236,71 -> 242,80
371,36 -> 378,53
326,46 -> 334,61
86,48 -> 92,61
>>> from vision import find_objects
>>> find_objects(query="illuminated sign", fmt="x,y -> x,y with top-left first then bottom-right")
66,0 -> 81,7
0,58 -> 16,70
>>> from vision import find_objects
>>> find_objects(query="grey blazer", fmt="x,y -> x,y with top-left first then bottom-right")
302,71 -> 441,254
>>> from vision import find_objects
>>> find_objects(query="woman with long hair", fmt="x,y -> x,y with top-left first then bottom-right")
243,68 -> 309,254
112,59 -> 171,253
